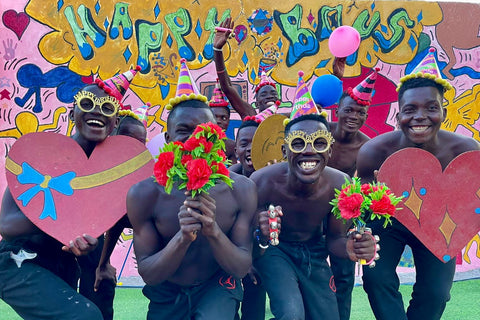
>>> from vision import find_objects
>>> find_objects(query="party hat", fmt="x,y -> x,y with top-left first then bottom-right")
346,68 -> 379,106
209,79 -> 229,108
284,71 -> 323,126
255,100 -> 280,121
134,103 -> 150,128
397,48 -> 452,91
255,71 -> 277,93
95,66 -> 141,105
166,58 -> 208,110
117,102 -> 150,128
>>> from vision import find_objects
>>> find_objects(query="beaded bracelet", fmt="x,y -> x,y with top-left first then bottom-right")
254,227 -> 269,249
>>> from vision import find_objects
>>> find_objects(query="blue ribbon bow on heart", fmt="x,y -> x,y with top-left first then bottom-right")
16,162 -> 76,221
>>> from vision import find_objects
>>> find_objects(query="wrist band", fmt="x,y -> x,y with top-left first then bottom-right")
216,69 -> 225,74
364,233 -> 378,266
213,47 -> 223,52
255,227 -> 269,249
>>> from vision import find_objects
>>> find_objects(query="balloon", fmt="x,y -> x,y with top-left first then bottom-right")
328,26 -> 361,58
311,74 -> 343,108
146,132 -> 166,160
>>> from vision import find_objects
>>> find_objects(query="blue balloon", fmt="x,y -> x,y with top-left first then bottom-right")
311,74 -> 343,107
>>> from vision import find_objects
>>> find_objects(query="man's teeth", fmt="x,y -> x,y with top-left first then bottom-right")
411,126 -> 428,132
300,161 -> 317,170
86,119 -> 105,127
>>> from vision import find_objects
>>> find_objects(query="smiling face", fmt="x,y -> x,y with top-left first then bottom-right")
336,95 -> 369,133
397,86 -> 446,146
166,102 -> 216,143
255,85 -> 278,112
72,84 -> 119,145
283,119 -> 332,184
211,107 -> 230,131
235,125 -> 257,177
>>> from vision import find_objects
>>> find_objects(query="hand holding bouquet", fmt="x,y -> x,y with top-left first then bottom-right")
330,177 -> 404,266
154,123 -> 234,197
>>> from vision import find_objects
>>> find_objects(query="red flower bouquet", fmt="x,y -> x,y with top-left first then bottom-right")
330,177 -> 404,229
154,122 -> 234,197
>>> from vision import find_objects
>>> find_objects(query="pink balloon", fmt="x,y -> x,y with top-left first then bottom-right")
328,26 -> 361,58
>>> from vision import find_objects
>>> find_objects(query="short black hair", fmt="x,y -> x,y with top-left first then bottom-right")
337,91 -> 350,106
285,114 -> 330,136
211,106 -> 231,116
237,120 -> 259,134
167,99 -> 212,127
114,115 -> 143,135
398,77 -> 445,102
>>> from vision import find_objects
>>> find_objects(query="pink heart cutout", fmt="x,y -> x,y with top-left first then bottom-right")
6,132 -> 154,245
2,10 -> 30,40
377,148 -> 480,262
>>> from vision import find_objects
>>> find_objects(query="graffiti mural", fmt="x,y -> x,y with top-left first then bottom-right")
1,0 -> 479,281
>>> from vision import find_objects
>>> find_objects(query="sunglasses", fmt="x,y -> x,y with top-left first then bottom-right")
74,91 -> 120,117
285,130 -> 334,153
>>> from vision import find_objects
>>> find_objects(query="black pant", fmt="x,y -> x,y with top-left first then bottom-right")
330,255 -> 355,320
143,270 -> 243,320
0,240 -> 102,320
77,236 -> 116,320
255,239 -> 340,320
362,219 -> 456,320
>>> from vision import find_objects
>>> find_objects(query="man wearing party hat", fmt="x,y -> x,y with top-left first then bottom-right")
127,58 -> 257,319
327,67 -> 379,320
0,66 -> 143,319
250,71 -> 376,320
357,48 -> 479,320
209,79 -> 237,164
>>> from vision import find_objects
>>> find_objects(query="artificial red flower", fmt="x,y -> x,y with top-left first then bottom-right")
184,136 -> 213,153
361,184 -> 371,195
204,122 -> 226,139
370,194 -> 396,216
217,150 -> 227,161
173,141 -> 185,150
213,161 -> 229,176
154,151 -> 175,186
186,158 -> 212,190
337,193 -> 364,219
181,154 -> 193,166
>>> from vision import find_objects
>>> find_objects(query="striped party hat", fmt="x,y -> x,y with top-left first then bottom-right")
95,66 -> 141,105
165,58 -> 208,110
255,71 -> 277,93
117,102 -> 150,128
284,71 -> 320,125
209,79 -> 229,107
397,48 -> 452,91
347,68 -> 379,106
255,100 -> 280,121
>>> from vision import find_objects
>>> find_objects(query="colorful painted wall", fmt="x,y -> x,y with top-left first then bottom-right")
1,0 -> 479,280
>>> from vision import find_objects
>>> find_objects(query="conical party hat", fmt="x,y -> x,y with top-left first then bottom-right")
134,102 -> 150,128
284,71 -> 320,126
117,102 -> 150,128
209,79 -> 229,107
166,58 -> 208,110
255,71 -> 277,93
95,66 -> 141,104
255,100 -> 280,121
397,48 -> 452,91
347,68 -> 379,106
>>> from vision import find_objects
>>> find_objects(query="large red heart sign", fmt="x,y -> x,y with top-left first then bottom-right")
5,132 -> 154,245
377,148 -> 480,263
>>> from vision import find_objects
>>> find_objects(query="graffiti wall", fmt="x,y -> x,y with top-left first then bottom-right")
1,0 -> 479,280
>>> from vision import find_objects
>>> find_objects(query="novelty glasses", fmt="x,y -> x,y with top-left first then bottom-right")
74,91 -> 120,117
285,130 -> 334,153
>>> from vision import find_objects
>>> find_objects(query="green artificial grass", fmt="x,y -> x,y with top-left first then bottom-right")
1,279 -> 479,319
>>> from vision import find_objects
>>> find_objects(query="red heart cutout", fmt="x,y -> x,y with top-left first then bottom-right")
5,132 -> 154,245
377,148 -> 480,263
2,10 -> 30,40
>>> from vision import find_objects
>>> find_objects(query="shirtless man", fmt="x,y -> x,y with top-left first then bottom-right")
357,76 -> 480,320
127,98 -> 257,319
251,112 -> 376,319
0,83 -> 120,319
213,17 -> 345,120
327,71 -> 376,320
